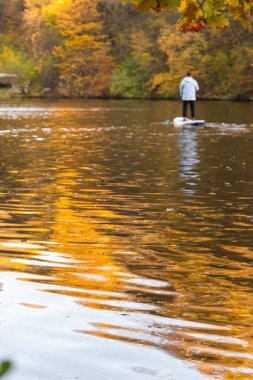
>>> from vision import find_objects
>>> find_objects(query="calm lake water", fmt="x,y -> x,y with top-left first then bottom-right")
0,99 -> 252,380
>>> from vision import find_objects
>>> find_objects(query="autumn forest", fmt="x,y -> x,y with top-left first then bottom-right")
0,0 -> 252,100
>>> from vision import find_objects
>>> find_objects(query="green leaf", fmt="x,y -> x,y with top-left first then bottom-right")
0,361 -> 11,378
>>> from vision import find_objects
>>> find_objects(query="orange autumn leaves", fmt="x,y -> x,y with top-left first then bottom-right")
1,0 -> 252,99
123,0 -> 253,31
51,0 -> 113,97
49,0 -> 113,97
23,0 -> 113,97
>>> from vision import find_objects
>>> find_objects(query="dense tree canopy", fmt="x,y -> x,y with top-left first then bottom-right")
46,0 -> 113,97
123,0 -> 253,31
0,0 -> 252,99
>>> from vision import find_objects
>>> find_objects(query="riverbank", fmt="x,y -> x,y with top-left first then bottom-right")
1,90 -> 253,102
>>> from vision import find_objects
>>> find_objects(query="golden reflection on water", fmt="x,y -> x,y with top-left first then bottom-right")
0,101 -> 253,379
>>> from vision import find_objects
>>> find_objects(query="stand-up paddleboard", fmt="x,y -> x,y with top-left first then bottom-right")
173,117 -> 205,127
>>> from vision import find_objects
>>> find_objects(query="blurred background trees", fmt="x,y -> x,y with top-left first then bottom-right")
0,0 -> 252,99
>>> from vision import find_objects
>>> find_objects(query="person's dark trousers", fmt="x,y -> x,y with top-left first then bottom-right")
183,101 -> 195,118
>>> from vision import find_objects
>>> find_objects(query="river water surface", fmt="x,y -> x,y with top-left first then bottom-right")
0,99 -> 252,380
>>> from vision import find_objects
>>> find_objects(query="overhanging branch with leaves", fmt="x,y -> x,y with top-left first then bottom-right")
122,0 -> 253,31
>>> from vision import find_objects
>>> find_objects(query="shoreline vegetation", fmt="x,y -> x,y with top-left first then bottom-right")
0,0 -> 252,101
1,92 -> 253,102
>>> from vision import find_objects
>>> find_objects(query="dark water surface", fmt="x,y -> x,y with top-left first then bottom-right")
0,99 -> 252,380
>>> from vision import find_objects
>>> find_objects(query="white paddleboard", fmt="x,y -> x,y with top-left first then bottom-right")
173,117 -> 205,127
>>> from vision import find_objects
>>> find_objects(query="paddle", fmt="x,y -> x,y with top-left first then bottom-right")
164,100 -> 181,126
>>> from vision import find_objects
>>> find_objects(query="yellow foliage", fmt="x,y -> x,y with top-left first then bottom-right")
43,0 -> 114,97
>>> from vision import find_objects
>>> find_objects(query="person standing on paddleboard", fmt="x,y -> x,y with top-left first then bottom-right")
180,72 -> 199,120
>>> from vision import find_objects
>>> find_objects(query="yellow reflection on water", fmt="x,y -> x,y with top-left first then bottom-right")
0,103 -> 253,380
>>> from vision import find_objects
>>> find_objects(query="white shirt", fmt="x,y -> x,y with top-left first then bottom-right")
180,76 -> 199,101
